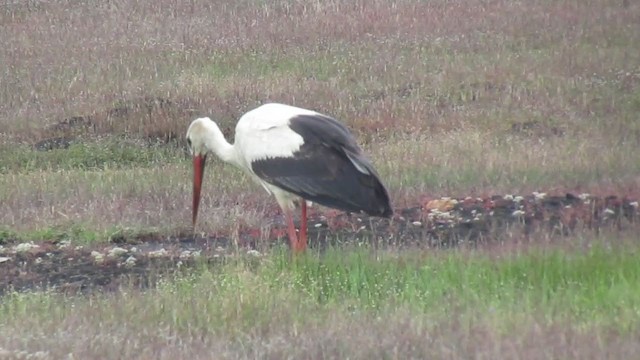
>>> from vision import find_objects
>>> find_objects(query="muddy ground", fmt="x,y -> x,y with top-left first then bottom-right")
1,192 -> 637,296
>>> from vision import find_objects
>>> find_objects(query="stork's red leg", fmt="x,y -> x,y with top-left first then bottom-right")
285,211 -> 302,253
298,200 -> 308,252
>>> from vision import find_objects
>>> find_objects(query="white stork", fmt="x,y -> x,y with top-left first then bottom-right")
186,103 -> 392,253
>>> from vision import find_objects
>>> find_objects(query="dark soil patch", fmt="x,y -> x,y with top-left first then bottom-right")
35,96 -> 203,150
0,192 -> 637,296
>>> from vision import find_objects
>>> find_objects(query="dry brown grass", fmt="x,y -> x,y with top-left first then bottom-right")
0,163 -> 273,235
1,0 -> 639,236
2,308 -> 638,359
2,132 -> 639,236
2,2 -> 640,357
2,0 -> 638,137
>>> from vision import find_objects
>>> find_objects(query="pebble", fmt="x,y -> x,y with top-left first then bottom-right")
247,249 -> 261,257
533,191 -> 547,200
14,242 -> 40,253
107,247 -> 128,257
412,221 -> 422,227
124,256 -> 137,268
91,251 -> 105,264
148,248 -> 168,258
58,240 -> 71,249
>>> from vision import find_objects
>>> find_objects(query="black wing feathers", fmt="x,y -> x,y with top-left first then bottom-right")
251,114 -> 392,217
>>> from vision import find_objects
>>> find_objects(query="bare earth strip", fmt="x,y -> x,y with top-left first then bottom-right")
1,191 -> 637,295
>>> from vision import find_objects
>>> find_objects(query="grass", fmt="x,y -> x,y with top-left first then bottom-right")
1,0 -> 639,357
1,0 -> 639,238
0,138 -> 186,174
1,239 -> 639,358
3,130 -> 638,236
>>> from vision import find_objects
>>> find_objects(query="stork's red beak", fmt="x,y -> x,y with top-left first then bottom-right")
192,154 -> 207,227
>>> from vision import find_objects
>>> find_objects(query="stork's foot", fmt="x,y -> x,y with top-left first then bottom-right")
286,211 -> 306,254
289,235 -> 306,253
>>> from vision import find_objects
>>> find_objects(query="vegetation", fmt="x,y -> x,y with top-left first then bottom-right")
0,0 -> 639,358
2,0 -> 639,236
2,239 -> 640,358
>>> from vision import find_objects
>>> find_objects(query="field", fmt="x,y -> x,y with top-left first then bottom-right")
1,0 -> 640,358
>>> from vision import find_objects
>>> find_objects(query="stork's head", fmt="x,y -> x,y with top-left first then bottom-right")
186,117 -> 216,157
186,117 -> 214,228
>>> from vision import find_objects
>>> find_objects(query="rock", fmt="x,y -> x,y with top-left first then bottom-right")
533,191 -> 547,200
512,210 -> 526,217
14,242 -> 40,253
107,247 -> 128,257
91,251 -> 105,264
425,198 -> 457,212
179,250 -> 201,260
148,248 -> 167,258
247,249 -> 261,257
124,256 -> 137,268
58,240 -> 71,249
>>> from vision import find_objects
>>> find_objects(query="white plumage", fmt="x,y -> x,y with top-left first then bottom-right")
186,103 -> 392,253
235,104 -> 309,164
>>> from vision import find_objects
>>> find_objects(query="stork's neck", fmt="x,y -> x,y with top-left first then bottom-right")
205,124 -> 237,165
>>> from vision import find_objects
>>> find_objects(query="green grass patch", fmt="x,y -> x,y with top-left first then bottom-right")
278,244 -> 640,330
0,139 -> 186,174
3,242 -> 639,333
